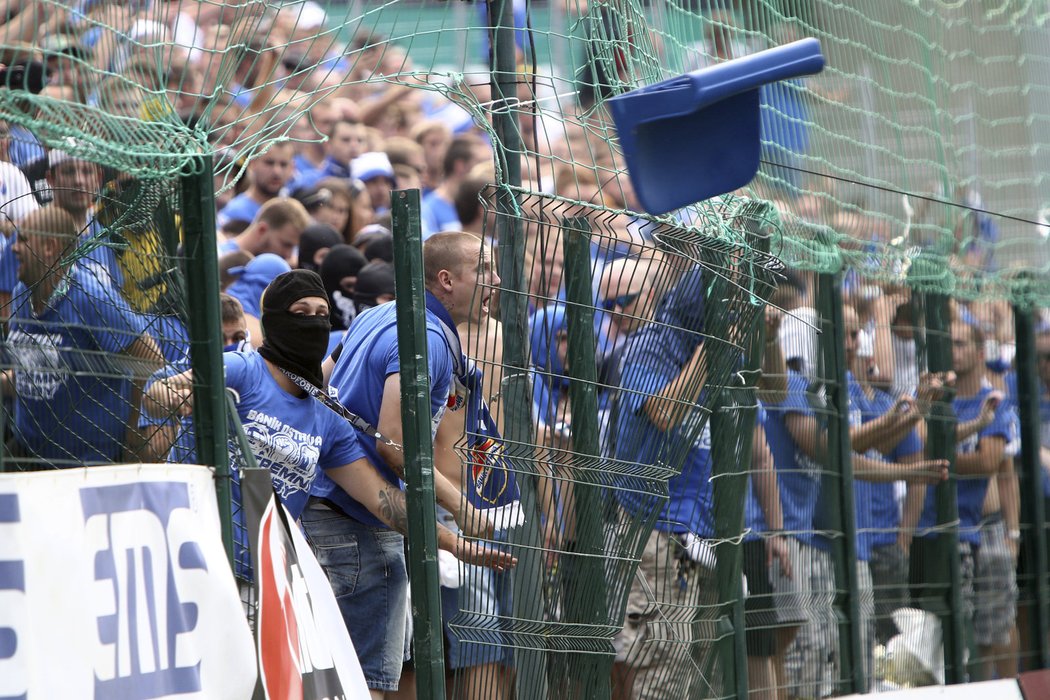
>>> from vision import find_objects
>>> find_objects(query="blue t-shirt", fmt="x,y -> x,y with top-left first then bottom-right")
855,385 -> 921,549
6,270 -> 147,464
225,351 -> 365,520
758,371 -> 821,544
743,406 -> 769,542
421,191 -> 461,240
813,373 -> 871,560
0,233 -> 16,294
613,336 -> 714,538
612,266 -> 712,536
8,125 -> 45,170
311,296 -> 455,526
812,372 -> 914,561
1004,370 -> 1050,497
73,219 -> 124,291
917,386 -> 1012,544
216,193 -> 262,229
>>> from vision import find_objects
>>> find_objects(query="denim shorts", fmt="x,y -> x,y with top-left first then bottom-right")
437,506 -> 513,670
300,499 -> 409,692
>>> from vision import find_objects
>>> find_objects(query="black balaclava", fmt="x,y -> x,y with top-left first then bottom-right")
298,223 -> 343,272
319,244 -> 368,330
258,269 -> 331,388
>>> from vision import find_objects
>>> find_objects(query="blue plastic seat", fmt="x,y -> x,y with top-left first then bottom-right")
608,38 -> 825,215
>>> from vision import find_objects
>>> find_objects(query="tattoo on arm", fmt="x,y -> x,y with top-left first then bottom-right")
378,486 -> 409,535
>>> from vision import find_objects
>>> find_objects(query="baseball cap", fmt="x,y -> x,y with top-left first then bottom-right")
354,260 -> 396,303
47,138 -> 88,170
352,152 -> 396,183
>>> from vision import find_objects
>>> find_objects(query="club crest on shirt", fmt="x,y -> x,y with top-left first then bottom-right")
468,436 -> 510,505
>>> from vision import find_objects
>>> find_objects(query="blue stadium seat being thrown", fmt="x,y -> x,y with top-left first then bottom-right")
609,38 -> 825,215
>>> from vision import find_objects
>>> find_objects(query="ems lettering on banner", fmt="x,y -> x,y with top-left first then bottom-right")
81,482 -> 208,699
0,465 -> 256,700
0,494 -> 27,700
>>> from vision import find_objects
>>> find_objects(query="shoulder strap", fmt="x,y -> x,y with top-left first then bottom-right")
278,367 -> 403,452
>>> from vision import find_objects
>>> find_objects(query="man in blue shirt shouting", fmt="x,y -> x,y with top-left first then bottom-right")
305,231 -> 507,697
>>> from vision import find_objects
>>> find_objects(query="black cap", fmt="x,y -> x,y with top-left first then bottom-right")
319,244 -> 368,298
354,260 -> 396,303
0,61 -> 49,94
298,223 -> 343,272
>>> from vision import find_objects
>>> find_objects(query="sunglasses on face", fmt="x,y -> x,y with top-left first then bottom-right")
602,291 -> 641,311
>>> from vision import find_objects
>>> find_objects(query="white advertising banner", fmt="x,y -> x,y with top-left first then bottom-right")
0,464 -> 257,700
256,497 -> 369,700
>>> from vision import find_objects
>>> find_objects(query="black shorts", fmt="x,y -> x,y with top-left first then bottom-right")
743,539 -> 777,657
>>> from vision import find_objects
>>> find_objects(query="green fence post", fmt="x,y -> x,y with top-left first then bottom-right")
921,291 -> 966,682
816,272 -> 863,693
706,211 -> 778,699
706,336 -> 752,698
488,0 -> 548,695
391,189 -> 446,700
180,156 -> 233,564
1014,301 -> 1050,669
560,217 -> 611,697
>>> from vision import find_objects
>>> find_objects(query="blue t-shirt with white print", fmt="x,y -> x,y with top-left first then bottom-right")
225,350 -> 365,520
6,269 -> 147,464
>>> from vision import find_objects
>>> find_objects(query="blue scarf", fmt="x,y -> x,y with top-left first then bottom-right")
425,291 -> 518,508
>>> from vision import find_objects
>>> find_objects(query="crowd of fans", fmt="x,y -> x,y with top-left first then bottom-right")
1,2 -> 1050,699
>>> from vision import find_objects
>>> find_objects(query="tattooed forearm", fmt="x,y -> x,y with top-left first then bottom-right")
378,485 -> 409,535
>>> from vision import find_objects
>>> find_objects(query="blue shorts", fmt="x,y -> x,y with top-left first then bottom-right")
441,567 -> 514,670
437,506 -> 513,670
300,499 -> 409,692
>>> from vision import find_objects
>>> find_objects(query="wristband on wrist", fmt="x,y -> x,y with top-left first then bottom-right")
1007,529 -> 1021,542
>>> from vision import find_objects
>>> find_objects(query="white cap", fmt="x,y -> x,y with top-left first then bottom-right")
47,138 -> 84,170
352,152 -> 395,183
278,1 -> 328,30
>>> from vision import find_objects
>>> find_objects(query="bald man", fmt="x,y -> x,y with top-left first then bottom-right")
4,206 -> 163,466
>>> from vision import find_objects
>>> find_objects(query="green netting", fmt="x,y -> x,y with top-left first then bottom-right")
2,1 -> 1047,301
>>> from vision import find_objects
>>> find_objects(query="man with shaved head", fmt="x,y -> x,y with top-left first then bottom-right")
3,206 -> 163,467
305,231 -> 508,697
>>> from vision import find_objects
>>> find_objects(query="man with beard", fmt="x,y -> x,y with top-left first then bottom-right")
217,141 -> 296,229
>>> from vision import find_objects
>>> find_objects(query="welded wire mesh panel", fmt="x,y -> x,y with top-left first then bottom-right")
0,127 -> 258,628
447,190 -> 782,698
5,0 -> 1050,696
